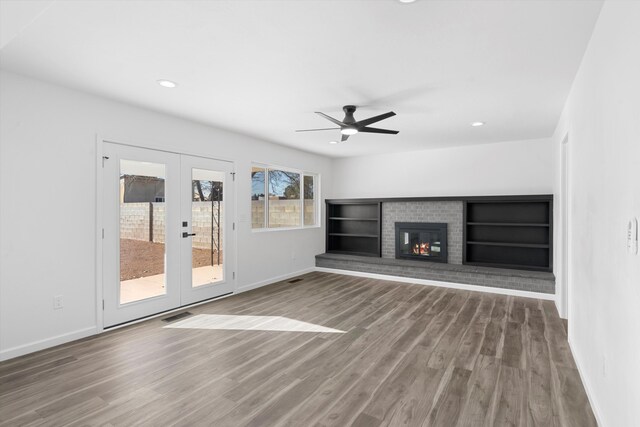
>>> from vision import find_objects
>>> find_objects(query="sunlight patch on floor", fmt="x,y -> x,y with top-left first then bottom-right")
163,314 -> 345,333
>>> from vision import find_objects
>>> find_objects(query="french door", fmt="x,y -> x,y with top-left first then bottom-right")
102,142 -> 235,327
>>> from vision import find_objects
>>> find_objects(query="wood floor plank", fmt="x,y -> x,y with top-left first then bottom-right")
489,365 -> 527,427
525,307 -> 554,427
551,364 -> 597,427
278,317 -> 412,426
360,346 -> 430,422
313,349 -> 407,426
380,359 -> 445,427
457,355 -> 501,427
427,366 -> 473,427
452,296 -> 494,371
0,272 -> 596,427
501,321 -> 525,369
427,296 -> 481,370
479,295 -> 508,358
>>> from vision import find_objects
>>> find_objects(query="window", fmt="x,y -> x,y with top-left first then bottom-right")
304,175 -> 316,226
268,170 -> 301,228
251,164 -> 319,230
251,167 -> 266,228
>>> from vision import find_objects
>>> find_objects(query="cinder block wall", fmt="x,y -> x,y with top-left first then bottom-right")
151,203 -> 165,244
119,203 -> 151,241
251,200 -> 316,228
120,202 -> 222,250
121,200 -> 315,245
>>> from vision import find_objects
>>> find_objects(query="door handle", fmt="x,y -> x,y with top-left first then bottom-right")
182,232 -> 196,238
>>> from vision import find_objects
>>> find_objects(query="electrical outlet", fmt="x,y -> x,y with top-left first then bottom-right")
291,251 -> 296,260
53,295 -> 64,310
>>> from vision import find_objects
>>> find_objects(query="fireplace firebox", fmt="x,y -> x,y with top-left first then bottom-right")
395,222 -> 448,263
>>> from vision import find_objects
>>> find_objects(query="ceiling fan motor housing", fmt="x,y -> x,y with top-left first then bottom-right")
342,105 -> 357,124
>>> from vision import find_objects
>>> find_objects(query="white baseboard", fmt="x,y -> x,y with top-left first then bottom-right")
314,267 -> 556,301
236,267 -> 315,294
0,326 -> 98,362
568,338 -> 605,427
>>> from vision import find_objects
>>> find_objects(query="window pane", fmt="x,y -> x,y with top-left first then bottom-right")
119,159 -> 166,304
268,169 -> 301,228
251,167 -> 266,229
304,175 -> 316,226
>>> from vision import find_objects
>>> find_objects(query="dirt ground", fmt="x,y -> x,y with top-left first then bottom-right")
120,239 -> 222,280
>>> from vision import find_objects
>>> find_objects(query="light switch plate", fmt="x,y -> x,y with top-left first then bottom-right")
628,217 -> 638,255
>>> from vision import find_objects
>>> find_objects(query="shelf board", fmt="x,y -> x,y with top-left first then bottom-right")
467,241 -> 549,249
326,250 -> 379,257
329,217 -> 378,221
464,261 -> 551,272
466,222 -> 549,227
329,233 -> 379,238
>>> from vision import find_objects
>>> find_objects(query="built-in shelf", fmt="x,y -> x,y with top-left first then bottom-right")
326,201 -> 382,257
464,197 -> 553,272
467,222 -> 550,227
467,241 -> 550,249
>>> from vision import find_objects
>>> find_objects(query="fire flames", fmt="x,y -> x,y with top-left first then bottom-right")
413,242 -> 430,256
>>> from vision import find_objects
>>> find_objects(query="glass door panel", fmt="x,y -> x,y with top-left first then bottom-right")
119,160 -> 167,303
103,143 -> 181,328
190,168 -> 225,287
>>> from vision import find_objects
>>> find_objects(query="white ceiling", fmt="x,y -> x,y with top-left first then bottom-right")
0,0 -> 603,158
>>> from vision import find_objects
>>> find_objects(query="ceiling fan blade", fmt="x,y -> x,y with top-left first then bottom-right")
341,133 -> 350,142
358,127 -> 399,135
315,112 -> 346,127
295,127 -> 340,132
353,111 -> 396,128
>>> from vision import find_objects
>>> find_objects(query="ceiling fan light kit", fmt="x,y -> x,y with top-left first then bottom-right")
296,105 -> 399,143
157,79 -> 177,88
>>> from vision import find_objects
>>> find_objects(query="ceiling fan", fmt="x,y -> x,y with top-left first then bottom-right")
296,105 -> 399,142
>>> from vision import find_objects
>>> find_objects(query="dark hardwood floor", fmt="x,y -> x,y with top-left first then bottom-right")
0,272 -> 596,426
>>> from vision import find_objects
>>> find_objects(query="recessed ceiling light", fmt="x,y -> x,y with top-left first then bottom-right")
341,128 -> 358,136
470,121 -> 485,127
157,79 -> 177,88
398,0 -> 416,3
328,140 -> 339,145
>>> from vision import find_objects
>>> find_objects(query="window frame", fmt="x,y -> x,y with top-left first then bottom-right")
251,163 -> 320,232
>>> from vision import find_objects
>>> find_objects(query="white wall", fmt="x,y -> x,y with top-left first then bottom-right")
551,1 -> 640,425
0,70 -> 332,360
330,138 -> 554,199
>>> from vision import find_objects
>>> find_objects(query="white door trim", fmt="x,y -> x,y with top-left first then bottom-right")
560,133 -> 571,322
96,135 -> 105,333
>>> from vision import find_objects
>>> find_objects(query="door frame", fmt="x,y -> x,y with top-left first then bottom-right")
95,136 -> 237,331
560,133 -> 571,324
